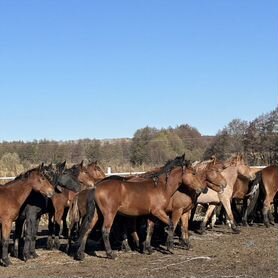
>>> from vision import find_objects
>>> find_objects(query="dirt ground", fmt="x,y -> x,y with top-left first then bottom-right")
1,224 -> 277,278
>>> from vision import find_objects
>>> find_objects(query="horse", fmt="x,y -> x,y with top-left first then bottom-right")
196,154 -> 256,234
47,160 -> 98,250
141,156 -> 227,252
86,160 -> 106,183
242,165 -> 278,227
0,165 -> 55,267
229,167 -> 263,225
12,161 -> 81,261
74,154 -> 207,261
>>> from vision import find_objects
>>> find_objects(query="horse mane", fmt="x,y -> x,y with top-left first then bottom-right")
3,167 -> 40,186
143,154 -> 188,179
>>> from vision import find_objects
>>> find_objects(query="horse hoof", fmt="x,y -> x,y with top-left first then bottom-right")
231,225 -> 241,234
46,238 -> 54,250
74,251 -> 85,261
11,248 -> 19,258
54,238 -> 61,250
107,252 -> 117,259
121,240 -> 131,252
1,258 -> 11,267
23,253 -> 31,262
264,222 -> 270,228
179,239 -> 192,250
30,252 -> 39,259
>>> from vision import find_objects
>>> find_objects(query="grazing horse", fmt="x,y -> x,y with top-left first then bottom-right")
196,154 -> 256,233
0,165 -> 55,267
74,155 -> 207,261
12,162 -> 81,261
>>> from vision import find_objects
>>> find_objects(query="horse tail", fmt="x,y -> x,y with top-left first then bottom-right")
76,189 -> 96,244
69,196 -> 80,230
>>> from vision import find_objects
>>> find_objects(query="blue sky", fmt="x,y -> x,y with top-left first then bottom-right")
0,0 -> 277,141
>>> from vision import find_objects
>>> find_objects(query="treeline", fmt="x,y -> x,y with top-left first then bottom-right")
204,106 -> 278,165
0,106 -> 277,177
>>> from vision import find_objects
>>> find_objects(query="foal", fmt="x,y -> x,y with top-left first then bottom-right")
0,165 -> 54,266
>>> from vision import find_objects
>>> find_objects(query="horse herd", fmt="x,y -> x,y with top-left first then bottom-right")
0,154 -> 277,267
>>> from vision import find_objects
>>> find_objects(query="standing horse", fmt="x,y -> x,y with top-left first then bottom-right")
12,162 -> 81,261
0,165 -> 55,267
243,165 -> 278,227
196,154 -> 256,233
141,157 -> 226,252
74,155 -> 207,260
47,161 -> 97,250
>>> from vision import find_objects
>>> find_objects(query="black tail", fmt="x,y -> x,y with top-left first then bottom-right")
76,189 -> 96,245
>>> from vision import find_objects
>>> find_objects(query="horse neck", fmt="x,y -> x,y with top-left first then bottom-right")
6,178 -> 35,206
222,165 -> 238,189
163,168 -> 182,197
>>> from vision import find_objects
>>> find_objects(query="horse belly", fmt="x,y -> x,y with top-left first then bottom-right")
118,193 -> 151,216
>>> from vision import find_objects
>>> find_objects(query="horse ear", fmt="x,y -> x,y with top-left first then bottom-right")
80,160 -> 84,168
56,160 -> 66,172
95,160 -> 98,165
210,155 -> 216,165
38,163 -> 44,171
181,153 -> 185,161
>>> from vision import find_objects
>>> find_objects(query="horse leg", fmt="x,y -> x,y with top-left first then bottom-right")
61,208 -> 69,238
120,218 -> 131,252
102,212 -> 118,259
53,208 -> 64,250
151,209 -> 174,252
47,212 -> 54,250
197,205 -> 216,234
143,219 -> 155,254
30,216 -> 40,258
221,198 -> 240,233
1,220 -> 12,267
130,218 -> 140,250
179,211 -> 192,249
262,198 -> 271,227
23,212 -> 37,261
12,218 -> 24,258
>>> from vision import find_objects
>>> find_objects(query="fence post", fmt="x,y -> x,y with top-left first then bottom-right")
107,167 -> 112,175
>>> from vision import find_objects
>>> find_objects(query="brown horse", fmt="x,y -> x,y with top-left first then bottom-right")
231,167 -> 263,224
142,157 -> 227,252
74,155 -> 207,260
196,154 -> 256,233
256,165 -> 278,227
86,160 -> 106,183
47,161 -> 98,249
0,165 -> 54,266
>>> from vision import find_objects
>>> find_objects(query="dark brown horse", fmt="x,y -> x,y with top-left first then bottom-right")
47,161 -> 98,249
74,155 -> 207,260
0,165 -> 55,266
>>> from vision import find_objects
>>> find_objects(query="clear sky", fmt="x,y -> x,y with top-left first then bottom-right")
0,0 -> 277,141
